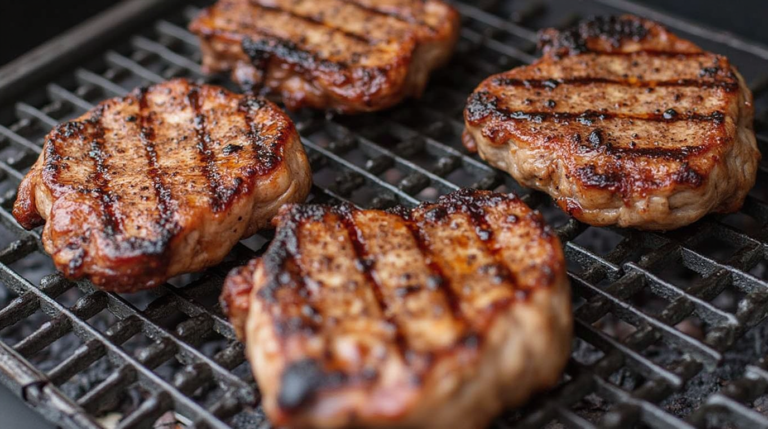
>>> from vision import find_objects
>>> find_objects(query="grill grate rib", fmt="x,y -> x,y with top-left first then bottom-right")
0,1 -> 768,428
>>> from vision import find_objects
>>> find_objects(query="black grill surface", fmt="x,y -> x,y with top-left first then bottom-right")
1,1 -> 768,428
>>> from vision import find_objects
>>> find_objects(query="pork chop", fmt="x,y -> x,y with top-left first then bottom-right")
189,0 -> 460,113
13,78 -> 312,292
463,15 -> 760,230
222,189 -> 572,429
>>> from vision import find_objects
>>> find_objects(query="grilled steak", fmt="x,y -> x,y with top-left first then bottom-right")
189,0 -> 460,113
13,79 -> 312,292
222,189 -> 572,429
463,15 -> 760,230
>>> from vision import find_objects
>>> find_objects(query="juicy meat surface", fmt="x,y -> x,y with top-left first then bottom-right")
13,79 -> 312,292
189,0 -> 460,113
463,15 -> 760,230
223,189 -> 572,429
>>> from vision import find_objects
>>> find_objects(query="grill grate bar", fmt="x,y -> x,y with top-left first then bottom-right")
302,137 -> 422,207
46,340 -> 106,386
104,51 -> 166,84
75,68 -> 129,97
15,103 -> 60,128
0,124 -> 42,154
0,263 -> 235,428
452,2 -> 538,41
131,35 -> 204,74
626,264 -> 740,326
0,340 -> 104,429
155,20 -> 201,46
79,283 -> 255,402
460,28 -> 538,63
574,319 -> 683,387
571,273 -> 724,365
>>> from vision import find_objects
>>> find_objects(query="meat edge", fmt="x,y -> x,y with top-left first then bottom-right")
13,118 -> 312,293
189,5 -> 460,113
241,257 -> 572,429
464,68 -> 760,230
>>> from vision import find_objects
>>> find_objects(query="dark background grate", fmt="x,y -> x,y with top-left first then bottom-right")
1,0 -> 768,428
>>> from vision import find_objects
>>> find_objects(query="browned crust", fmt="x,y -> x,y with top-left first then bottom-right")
463,15 -> 760,230
188,0 -> 460,113
13,78 -> 311,292
225,189 -> 572,428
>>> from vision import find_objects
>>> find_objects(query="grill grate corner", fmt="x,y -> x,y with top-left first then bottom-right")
0,0 -> 768,428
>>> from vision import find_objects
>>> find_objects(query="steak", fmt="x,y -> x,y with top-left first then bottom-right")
13,79 -> 312,292
463,15 -> 760,230
189,0 -> 460,113
222,189 -> 572,429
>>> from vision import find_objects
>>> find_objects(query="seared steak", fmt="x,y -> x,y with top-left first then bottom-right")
222,189 -> 572,429
464,16 -> 760,230
13,79 -> 312,292
189,0 -> 460,113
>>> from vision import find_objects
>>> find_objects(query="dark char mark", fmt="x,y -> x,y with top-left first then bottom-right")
424,189 -> 524,299
86,105 -> 121,238
575,162 -> 703,190
255,3 -> 374,44
465,91 -> 500,123
258,204 -> 325,339
576,126 -> 707,161
258,204 -> 328,303
278,359 -> 346,412
336,204 -> 409,359
223,144 -> 243,155
493,76 -> 738,92
466,91 -> 726,125
539,15 -> 649,55
187,83 -> 230,213
573,165 -> 622,190
242,35 -> 346,89
136,87 -> 180,254
238,97 -> 284,178
404,213 -> 465,327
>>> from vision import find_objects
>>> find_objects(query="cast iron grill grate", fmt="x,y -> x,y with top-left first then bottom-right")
0,0 -> 768,428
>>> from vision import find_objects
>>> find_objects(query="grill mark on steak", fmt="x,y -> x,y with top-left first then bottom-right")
241,35 -> 348,85
421,190 -> 523,302
238,96 -> 283,177
466,92 -> 726,125
337,205 -> 408,359
574,161 -> 704,192
258,204 -> 326,305
404,218 -> 465,326
461,201 -> 517,288
136,87 -> 180,249
86,106 -> 121,238
337,0 -> 435,32
496,109 -> 726,123
604,145 -> 707,161
254,4 -> 375,44
187,83 -> 227,213
492,76 -> 739,92
255,191 -> 560,361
